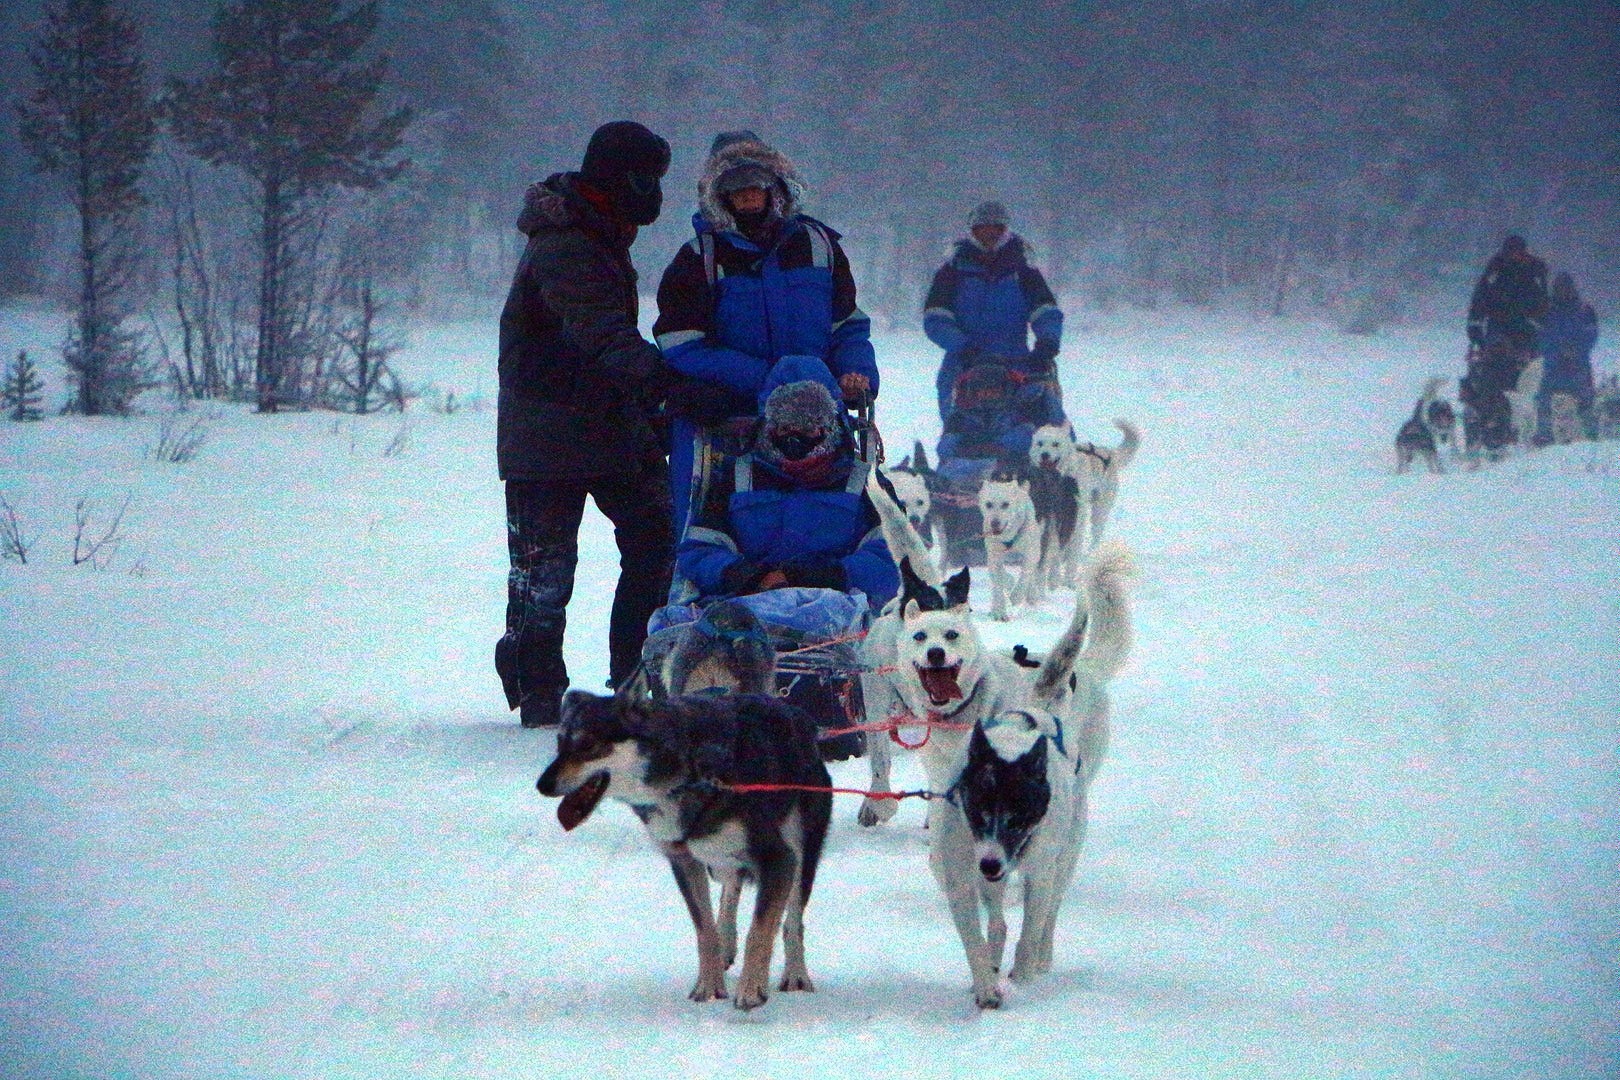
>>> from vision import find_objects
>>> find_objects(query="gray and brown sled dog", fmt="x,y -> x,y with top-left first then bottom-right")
633,599 -> 777,698
1394,376 -> 1446,474
537,689 -> 832,1010
931,543 -> 1135,1008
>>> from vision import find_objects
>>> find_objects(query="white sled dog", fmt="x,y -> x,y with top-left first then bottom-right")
884,440 -> 945,567
979,467 -> 1043,618
1028,422 -> 1085,590
859,470 -> 1032,826
1072,419 -> 1140,551
931,543 -> 1135,1008
1505,357 -> 1545,451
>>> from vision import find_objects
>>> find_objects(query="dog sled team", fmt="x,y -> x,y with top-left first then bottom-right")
1394,234 -> 1608,474
505,123 -> 1146,1010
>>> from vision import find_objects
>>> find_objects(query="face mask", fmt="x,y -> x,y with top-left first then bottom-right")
618,171 -> 663,226
772,430 -> 823,461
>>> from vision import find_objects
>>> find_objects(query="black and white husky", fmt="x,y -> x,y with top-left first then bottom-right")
883,441 -> 945,566
930,544 -> 1135,1008
1394,377 -> 1446,474
537,690 -> 832,1010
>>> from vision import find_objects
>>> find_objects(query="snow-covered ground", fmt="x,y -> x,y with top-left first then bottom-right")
2,300 -> 1616,1080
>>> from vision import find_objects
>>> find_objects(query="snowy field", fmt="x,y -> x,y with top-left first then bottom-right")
2,298 -> 1617,1080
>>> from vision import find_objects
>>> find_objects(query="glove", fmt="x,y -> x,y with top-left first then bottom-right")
1466,319 -> 1485,348
1029,338 -> 1059,365
779,557 -> 847,591
664,377 -> 754,427
719,558 -> 768,596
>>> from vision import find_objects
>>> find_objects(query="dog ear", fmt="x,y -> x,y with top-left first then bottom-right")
913,440 -> 932,474
899,556 -> 945,612
903,597 -> 921,622
873,467 -> 904,510
943,566 -> 971,608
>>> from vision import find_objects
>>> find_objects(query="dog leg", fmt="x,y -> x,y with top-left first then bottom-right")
929,811 -> 1002,1008
988,550 -> 1011,622
717,872 -> 742,969
777,879 -> 815,992
734,840 -> 797,1010
664,844 -> 728,1002
985,882 -> 1008,976
858,715 -> 897,826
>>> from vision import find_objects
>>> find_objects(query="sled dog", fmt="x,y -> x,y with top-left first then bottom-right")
1073,419 -> 1140,550
1394,377 -> 1445,474
1594,376 -> 1620,440
884,441 -> 945,566
1505,357 -> 1544,450
931,543 -> 1135,1008
1425,394 -> 1459,455
537,690 -> 832,1010
979,468 -> 1043,618
635,599 -> 776,699
1546,392 -> 1582,445
1028,422 -> 1084,590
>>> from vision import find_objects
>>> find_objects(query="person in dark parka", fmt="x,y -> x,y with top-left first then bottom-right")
495,120 -> 676,727
1461,234 -> 1549,455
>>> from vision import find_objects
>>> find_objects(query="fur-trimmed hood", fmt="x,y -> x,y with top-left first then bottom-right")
697,138 -> 806,235
516,173 -> 579,236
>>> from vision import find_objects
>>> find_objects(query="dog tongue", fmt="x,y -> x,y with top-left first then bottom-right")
918,667 -> 964,704
557,773 -> 609,831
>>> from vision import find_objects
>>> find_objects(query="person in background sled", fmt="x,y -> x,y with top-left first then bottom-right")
677,380 -> 898,611
654,132 -> 879,535
1462,233 -> 1549,455
1536,271 -> 1599,443
924,200 -> 1065,427
495,121 -> 676,727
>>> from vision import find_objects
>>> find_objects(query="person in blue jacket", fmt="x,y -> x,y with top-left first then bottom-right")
654,132 -> 879,534
676,380 -> 898,611
1536,271 -> 1599,442
924,200 -> 1065,428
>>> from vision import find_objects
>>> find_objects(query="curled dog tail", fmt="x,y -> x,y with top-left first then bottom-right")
1111,419 -> 1141,473
869,466 -> 941,588
1033,541 -> 1136,705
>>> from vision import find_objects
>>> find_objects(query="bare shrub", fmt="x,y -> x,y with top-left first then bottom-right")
149,410 -> 209,463
72,493 -> 131,569
0,494 -> 37,564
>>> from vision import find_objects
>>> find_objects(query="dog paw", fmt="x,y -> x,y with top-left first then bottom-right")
689,970 -> 728,1002
778,969 -> 815,993
974,984 -> 1003,1009
858,797 -> 898,827
733,980 -> 769,1011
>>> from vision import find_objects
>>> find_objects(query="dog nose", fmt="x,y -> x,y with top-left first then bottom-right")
979,856 -> 1004,881
927,646 -> 945,667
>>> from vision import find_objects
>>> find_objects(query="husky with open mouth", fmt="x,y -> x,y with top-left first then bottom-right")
931,542 -> 1135,1008
536,689 -> 832,1010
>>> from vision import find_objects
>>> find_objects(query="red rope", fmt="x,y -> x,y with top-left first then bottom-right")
720,781 -> 936,801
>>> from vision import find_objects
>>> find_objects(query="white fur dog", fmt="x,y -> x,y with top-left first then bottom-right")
1072,419 -> 1140,550
930,544 -> 1135,1008
1028,422 -> 1084,591
979,469 -> 1043,618
1505,357 -> 1545,451
883,441 -> 944,569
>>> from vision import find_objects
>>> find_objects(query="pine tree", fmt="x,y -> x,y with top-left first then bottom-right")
3,352 -> 47,422
17,0 -> 157,416
163,0 -> 411,413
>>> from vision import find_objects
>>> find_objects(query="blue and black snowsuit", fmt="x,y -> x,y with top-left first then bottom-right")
653,140 -> 878,534
675,441 -> 898,611
1538,288 -> 1599,438
924,235 -> 1064,429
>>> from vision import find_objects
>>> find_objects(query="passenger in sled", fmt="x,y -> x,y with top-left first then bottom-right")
645,378 -> 898,761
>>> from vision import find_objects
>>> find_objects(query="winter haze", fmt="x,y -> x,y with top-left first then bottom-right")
1,2 -> 1618,1079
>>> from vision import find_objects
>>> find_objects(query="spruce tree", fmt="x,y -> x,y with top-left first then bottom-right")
17,0 -> 156,416
3,352 -> 47,422
164,0 -> 411,413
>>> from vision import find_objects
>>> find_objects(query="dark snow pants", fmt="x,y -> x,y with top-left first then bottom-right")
496,461 -> 674,716
1461,337 -> 1532,452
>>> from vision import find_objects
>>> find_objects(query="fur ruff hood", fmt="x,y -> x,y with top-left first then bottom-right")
516,173 -> 579,237
698,138 -> 806,235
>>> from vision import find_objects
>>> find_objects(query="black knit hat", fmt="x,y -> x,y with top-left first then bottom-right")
581,121 -> 671,225
582,121 -> 670,183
